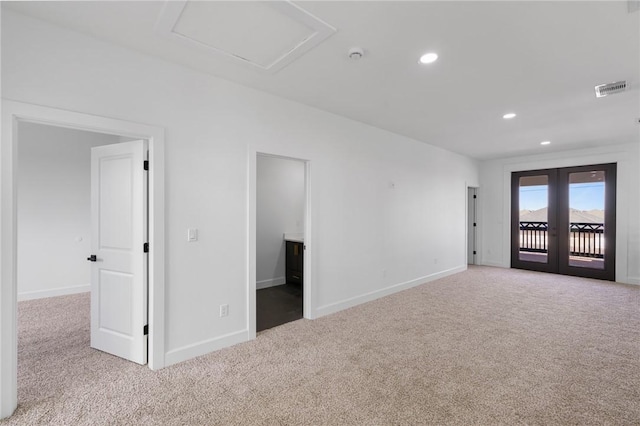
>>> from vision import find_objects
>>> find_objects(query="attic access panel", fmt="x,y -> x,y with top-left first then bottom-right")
155,1 -> 336,73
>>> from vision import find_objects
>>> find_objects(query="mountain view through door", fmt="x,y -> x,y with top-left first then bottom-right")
519,176 -> 605,269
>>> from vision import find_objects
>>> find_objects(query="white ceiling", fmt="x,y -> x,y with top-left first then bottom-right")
4,1 -> 639,160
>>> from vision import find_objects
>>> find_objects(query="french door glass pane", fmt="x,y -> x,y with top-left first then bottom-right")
568,170 -> 605,270
519,175 -> 548,263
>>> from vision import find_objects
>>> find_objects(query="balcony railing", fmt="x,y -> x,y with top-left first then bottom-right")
569,222 -> 605,258
519,221 -> 605,258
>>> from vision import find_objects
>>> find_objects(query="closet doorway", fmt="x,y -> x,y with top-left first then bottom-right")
255,154 -> 306,331
511,163 -> 616,281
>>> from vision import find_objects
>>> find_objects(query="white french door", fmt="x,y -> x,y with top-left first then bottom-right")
89,140 -> 148,364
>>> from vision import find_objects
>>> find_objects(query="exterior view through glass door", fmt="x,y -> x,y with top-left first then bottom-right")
511,163 -> 616,281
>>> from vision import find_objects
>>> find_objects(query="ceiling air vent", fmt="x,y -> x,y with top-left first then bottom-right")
594,81 -> 627,98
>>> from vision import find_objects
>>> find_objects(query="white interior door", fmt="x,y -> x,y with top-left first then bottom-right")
90,140 -> 147,364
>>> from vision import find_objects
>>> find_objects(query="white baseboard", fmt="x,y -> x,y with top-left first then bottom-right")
164,329 -> 249,367
18,284 -> 90,301
479,263 -> 639,285
314,265 -> 467,318
481,260 -> 507,268
256,276 -> 286,290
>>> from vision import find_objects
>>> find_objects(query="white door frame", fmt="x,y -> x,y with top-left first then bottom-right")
0,100 -> 166,419
247,150 -> 312,340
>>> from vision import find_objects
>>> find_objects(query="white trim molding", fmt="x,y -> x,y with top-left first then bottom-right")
481,260 -> 505,269
494,143 -> 637,284
18,284 -> 90,302
1,100 -> 166,419
256,277 -> 286,290
164,330 -> 249,367
247,148 -> 313,341
315,265 -> 466,318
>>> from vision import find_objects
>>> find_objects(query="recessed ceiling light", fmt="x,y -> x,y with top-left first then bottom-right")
419,52 -> 438,64
503,113 -> 517,119
540,141 -> 551,145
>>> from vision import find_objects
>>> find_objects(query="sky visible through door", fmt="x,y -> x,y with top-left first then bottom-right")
521,182 -> 604,210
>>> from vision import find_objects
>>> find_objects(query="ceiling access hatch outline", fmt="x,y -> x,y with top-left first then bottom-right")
155,1 -> 337,73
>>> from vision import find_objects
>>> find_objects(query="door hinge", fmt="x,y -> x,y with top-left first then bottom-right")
144,242 -> 149,253
144,160 -> 149,171
143,324 -> 148,335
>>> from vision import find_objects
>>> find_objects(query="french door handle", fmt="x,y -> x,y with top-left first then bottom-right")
87,255 -> 97,262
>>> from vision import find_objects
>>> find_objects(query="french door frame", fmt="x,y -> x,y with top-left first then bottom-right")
511,163 -> 616,281
557,164 -> 616,280
511,168 -> 559,274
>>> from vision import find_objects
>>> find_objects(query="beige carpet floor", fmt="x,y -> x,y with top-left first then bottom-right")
3,266 -> 639,425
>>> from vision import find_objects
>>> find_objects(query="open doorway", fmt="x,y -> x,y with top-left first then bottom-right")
1,100 -> 166,418
17,121 -> 150,362
14,122 -> 149,417
17,123 -> 133,301
256,154 -> 306,331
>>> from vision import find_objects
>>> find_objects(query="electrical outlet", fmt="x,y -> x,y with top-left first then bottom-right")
219,304 -> 229,317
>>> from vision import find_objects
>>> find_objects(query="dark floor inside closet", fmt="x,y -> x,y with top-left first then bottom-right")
256,283 -> 303,332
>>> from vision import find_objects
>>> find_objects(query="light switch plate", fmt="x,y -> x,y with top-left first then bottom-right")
187,228 -> 198,242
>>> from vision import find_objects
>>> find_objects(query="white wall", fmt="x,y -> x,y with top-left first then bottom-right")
256,155 -> 304,289
17,122 -> 120,300
479,142 -> 640,284
1,10 -> 479,365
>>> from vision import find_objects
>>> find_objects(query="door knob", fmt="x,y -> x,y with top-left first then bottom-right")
87,255 -> 97,262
